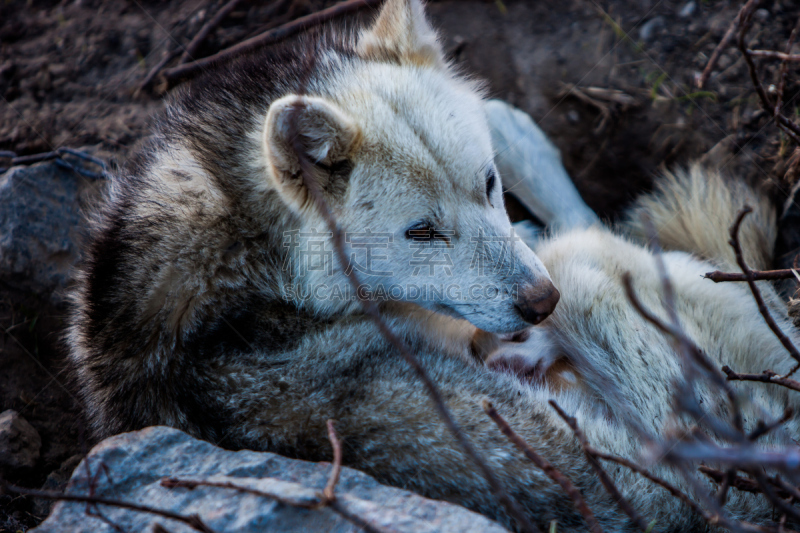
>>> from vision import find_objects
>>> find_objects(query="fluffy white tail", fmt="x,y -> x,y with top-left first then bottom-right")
624,164 -> 777,271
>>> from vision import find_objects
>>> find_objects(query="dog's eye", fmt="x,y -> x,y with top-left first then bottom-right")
405,222 -> 434,241
405,223 -> 453,245
486,168 -> 497,200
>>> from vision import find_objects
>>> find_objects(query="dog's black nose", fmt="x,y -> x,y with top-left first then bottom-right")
514,281 -> 560,325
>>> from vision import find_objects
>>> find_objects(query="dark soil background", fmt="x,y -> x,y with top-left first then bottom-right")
1,0 -> 799,530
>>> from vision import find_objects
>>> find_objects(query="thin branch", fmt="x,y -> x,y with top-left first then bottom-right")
752,470 -> 800,524
774,476 -> 800,505
483,400 -> 603,533
748,408 -> 794,441
699,467 -> 790,498
161,477 -> 395,533
672,463 -> 791,533
178,0 -> 245,65
737,2 -> 800,144
588,449 -> 709,522
1,479 -> 216,533
774,21 -> 800,120
161,477 -> 317,508
138,0 -> 255,94
1,147 -> 109,180
729,207 -> 800,368
644,216 -> 752,433
723,366 -> 800,393
666,440 -> 800,472
137,50 -> 181,94
697,3 -> 747,88
748,50 -> 800,62
646,216 -> 680,328
704,269 -> 799,283
548,400 -> 651,533
737,0 -> 772,115
716,469 -> 736,506
160,0 -> 384,89
322,419 -> 342,503
622,273 -> 734,392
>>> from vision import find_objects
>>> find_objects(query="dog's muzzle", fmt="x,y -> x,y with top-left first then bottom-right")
513,280 -> 560,325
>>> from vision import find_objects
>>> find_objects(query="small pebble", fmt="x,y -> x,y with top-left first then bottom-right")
679,1 -> 696,18
0,410 -> 41,471
755,8 -> 769,21
639,16 -> 665,42
566,110 -> 580,123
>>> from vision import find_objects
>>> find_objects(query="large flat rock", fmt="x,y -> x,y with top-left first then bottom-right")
33,426 -> 508,533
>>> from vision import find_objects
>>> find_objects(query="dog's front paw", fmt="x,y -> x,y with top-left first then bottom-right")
485,327 -> 558,384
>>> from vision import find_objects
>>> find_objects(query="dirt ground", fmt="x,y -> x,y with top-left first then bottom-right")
1,0 -> 799,529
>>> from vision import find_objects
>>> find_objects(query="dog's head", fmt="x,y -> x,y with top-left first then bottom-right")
263,0 -> 558,333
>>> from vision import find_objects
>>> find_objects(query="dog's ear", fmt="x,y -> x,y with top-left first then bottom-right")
264,94 -> 361,211
358,0 -> 444,68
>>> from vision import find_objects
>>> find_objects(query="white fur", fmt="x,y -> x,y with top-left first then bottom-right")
488,150 -> 798,526
258,6 -> 556,333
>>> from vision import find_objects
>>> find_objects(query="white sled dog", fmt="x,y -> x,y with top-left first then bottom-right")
68,0 -> 800,530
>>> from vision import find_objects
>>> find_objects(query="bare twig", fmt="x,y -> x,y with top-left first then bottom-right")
723,366 -> 800,393
738,1 -> 772,112
699,467 -> 791,498
748,50 -> 800,62
621,272 -> 731,385
775,21 -> 800,121
774,476 -> 800,505
716,469 -> 736,506
0,147 -> 109,179
752,470 -> 800,523
666,440 -> 800,472
483,400 -> 603,533
748,408 -> 795,441
161,477 -> 318,508
138,50 -> 181,94
700,0 -> 800,143
178,0 -> 245,65
549,400 -> 651,533
1,479 -> 216,533
160,0 -> 383,89
322,419 -> 342,503
736,2 -> 800,145
729,207 -> 800,369
697,4 -> 746,88
587,449 -> 709,521
675,462 -> 796,533
164,471 -> 402,533
161,476 -> 395,533
704,268 -> 799,283
622,270 -> 746,443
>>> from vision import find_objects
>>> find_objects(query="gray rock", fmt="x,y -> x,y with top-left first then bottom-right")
0,161 -> 98,302
33,454 -> 84,517
0,409 -> 41,471
33,426 -> 508,533
638,16 -> 665,42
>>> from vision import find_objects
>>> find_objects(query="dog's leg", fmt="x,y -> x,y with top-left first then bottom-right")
487,99 -> 598,236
